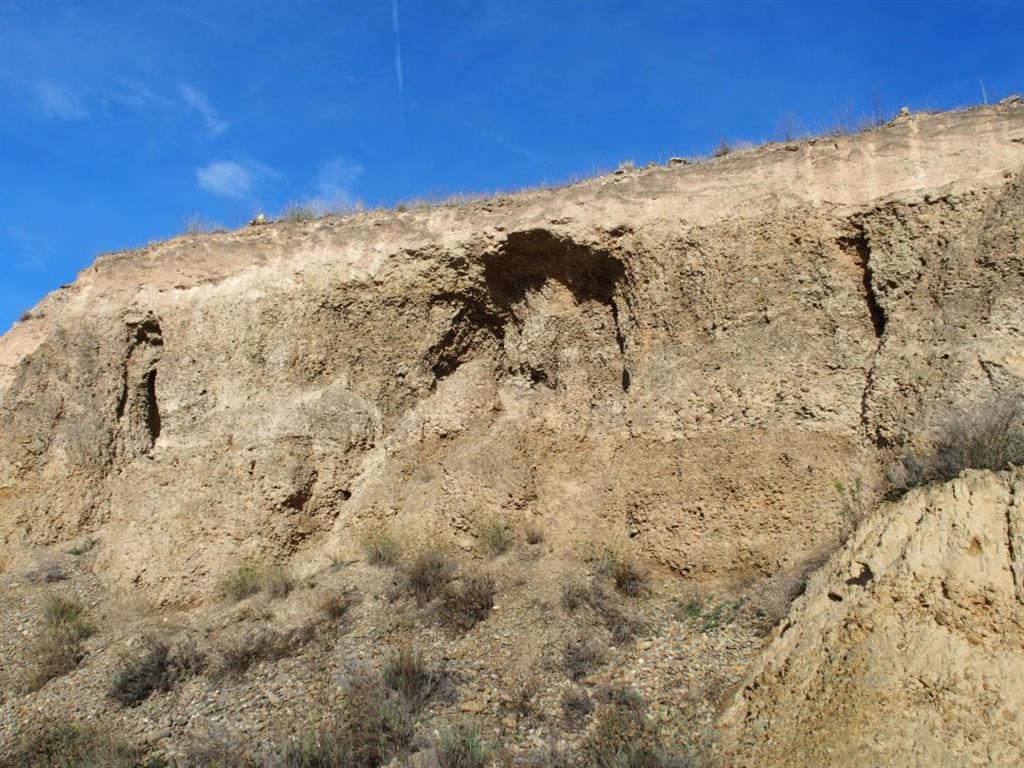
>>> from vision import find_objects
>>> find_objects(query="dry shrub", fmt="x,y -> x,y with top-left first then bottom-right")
887,396 -> 1024,498
561,688 -> 595,729
382,643 -> 440,708
404,548 -> 457,603
437,725 -> 489,768
263,566 -> 295,600
219,563 -> 263,601
564,636 -> 607,681
583,687 -> 690,768
27,594 -> 95,691
362,530 -> 401,566
215,624 -> 312,677
107,635 -> 204,707
338,671 -> 416,768
561,577 -> 647,644
524,522 -> 545,545
319,587 -> 357,622
611,558 -> 651,597
478,519 -> 513,557
440,571 -> 496,631
0,722 -> 144,768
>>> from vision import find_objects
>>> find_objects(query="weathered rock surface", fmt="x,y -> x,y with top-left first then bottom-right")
1,102 -> 1023,607
718,469 -> 1024,767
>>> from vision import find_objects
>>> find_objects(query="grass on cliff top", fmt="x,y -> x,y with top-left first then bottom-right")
887,395 -> 1024,498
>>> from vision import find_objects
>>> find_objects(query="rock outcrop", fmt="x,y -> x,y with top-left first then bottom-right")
718,469 -> 1024,767
0,102 -> 1023,606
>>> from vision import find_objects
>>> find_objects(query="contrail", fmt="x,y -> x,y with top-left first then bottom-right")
392,0 -> 404,94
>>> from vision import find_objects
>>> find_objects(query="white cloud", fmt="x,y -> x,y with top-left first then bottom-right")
37,79 -> 88,120
314,157 -> 364,207
179,83 -> 228,136
196,160 -> 269,199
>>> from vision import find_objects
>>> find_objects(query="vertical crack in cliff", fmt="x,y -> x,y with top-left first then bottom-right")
1007,472 -> 1024,604
840,224 -> 888,445
117,315 -> 164,457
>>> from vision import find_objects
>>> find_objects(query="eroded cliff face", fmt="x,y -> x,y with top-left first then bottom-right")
717,469 -> 1024,767
1,102 -> 1023,603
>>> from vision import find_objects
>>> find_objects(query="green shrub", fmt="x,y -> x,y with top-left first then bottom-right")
42,594 -> 94,639
362,531 -> 401,566
440,572 -> 496,631
404,548 -> 457,603
437,725 -> 488,768
219,564 -> 263,601
68,537 -> 98,556
478,519 -> 513,557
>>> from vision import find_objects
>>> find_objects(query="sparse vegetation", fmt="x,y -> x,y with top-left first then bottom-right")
67,537 -> 98,556
437,725 -> 489,768
183,214 -> 225,234
564,636 -> 607,681
263,565 -> 295,600
214,624 -> 312,677
27,594 -> 96,691
0,722 -> 147,768
319,587 -> 356,622
582,687 -> 687,768
713,139 -> 732,157
887,396 -> 1024,498
560,576 -> 646,644
562,688 -> 595,729
440,571 -> 497,631
479,518 -> 513,557
219,562 -> 295,602
524,522 -> 545,545
219,563 -> 263,601
676,593 -> 745,633
611,558 -> 651,598
382,643 -> 440,708
26,562 -> 68,583
281,202 -> 321,222
338,671 -> 416,768
42,594 -> 94,639
404,547 -> 457,603
362,530 -> 401,566
107,636 -> 204,707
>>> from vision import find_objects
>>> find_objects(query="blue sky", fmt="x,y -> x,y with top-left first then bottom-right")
1,0 -> 1022,332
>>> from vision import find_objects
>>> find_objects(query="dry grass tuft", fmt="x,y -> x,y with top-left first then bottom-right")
440,571 -> 497,631
214,624 -> 312,678
403,548 -> 457,603
564,636 -> 607,681
887,395 -> 1024,498
478,519 -> 513,557
362,530 -> 401,566
27,594 -> 95,691
382,642 -> 440,708
0,722 -> 145,768
437,725 -> 489,768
